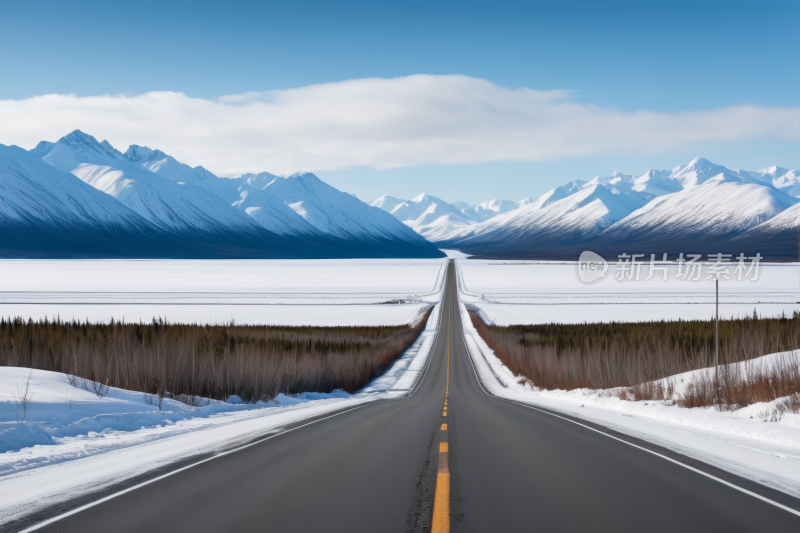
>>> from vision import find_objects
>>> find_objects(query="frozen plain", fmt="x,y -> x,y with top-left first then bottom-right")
0,259 -> 446,326
458,259 -> 800,325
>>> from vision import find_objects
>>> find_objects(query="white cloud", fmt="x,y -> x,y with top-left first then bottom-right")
0,74 -> 797,175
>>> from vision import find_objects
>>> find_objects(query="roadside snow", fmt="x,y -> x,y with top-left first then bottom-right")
0,297 -> 443,525
459,301 -> 800,498
439,249 -> 472,259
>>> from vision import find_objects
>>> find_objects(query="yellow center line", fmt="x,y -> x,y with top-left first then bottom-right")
432,297 -> 451,533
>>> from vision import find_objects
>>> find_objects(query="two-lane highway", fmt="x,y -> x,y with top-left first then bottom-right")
19,261 -> 800,532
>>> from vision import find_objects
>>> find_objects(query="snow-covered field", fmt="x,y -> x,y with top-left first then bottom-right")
0,298 -> 443,525
459,300 -> 800,499
458,259 -> 800,324
0,259 -> 446,325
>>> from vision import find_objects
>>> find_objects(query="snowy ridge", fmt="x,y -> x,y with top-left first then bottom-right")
233,173 -> 432,247
1,129 -> 442,258
386,193 -> 479,238
434,157 -> 800,260
597,171 -> 798,250
439,182 -> 650,255
42,131 -> 269,236
124,144 -> 232,200
460,197 -> 531,221
122,146 -> 434,250
0,144 -> 185,257
371,192 -> 535,240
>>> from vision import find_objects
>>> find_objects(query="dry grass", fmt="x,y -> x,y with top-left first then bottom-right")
676,352 -> 800,412
469,310 -> 800,412
0,309 -> 432,405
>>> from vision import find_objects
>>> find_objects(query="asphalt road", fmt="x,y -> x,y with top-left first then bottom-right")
22,261 -> 800,532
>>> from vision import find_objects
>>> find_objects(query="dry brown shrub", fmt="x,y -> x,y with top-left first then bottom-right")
469,310 -> 800,411
0,309 -> 432,404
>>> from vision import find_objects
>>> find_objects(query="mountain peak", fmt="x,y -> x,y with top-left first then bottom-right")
125,145 -> 167,163
670,157 -> 734,188
286,172 -> 322,183
677,157 -> 715,172
412,193 -> 430,203
370,194 -> 404,211
58,129 -> 99,147
57,130 -> 122,160
29,141 -> 55,157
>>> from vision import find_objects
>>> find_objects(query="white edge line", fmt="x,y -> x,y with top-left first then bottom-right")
19,263 -> 456,532
408,260 -> 451,397
457,298 -> 800,520
18,404 -> 373,532
408,302 -> 442,396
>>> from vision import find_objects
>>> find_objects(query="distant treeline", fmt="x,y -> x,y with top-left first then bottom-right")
0,310 -> 432,404
469,310 -> 800,409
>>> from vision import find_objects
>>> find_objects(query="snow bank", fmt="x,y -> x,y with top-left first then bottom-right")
459,300 -> 800,498
0,301 -> 442,525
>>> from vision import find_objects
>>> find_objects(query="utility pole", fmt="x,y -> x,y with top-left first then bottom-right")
715,277 -> 719,369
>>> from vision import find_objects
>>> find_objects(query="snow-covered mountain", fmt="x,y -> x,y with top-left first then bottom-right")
745,166 -> 800,197
0,144 -> 187,258
435,158 -> 800,260
230,173 -> 437,255
370,193 -> 479,240
3,130 -> 441,258
461,198 -> 532,222
7,135 -> 797,260
120,144 -> 435,255
596,167 -> 797,252
371,194 -> 407,213
727,201 -> 800,260
437,181 -> 651,256
124,144 -> 235,200
37,131 -> 267,240
371,193 -> 536,240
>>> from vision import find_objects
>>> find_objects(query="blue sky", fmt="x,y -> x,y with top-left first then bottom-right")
1,0 -> 798,204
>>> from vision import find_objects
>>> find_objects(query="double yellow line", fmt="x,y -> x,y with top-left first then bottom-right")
432,315 -> 450,532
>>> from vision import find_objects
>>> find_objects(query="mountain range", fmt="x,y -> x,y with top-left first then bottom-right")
3,131 -> 798,261
369,193 -> 532,240
372,158 -> 800,260
1,130 -> 442,258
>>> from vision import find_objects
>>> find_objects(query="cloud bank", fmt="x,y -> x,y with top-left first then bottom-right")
0,75 -> 796,175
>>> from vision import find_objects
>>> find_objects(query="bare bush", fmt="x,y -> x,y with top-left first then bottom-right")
0,309 -> 431,404
9,369 -> 39,422
469,310 -> 800,410
677,352 -> 800,411
144,392 -> 163,410
774,393 -> 800,419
